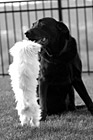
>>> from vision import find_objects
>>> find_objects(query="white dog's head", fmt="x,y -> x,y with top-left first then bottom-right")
10,40 -> 41,62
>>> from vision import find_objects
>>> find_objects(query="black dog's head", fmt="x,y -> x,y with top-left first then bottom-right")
25,17 -> 69,57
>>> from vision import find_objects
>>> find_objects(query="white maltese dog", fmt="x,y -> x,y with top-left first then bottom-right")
9,40 -> 41,127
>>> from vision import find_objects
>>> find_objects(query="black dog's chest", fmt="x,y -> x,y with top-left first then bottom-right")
40,58 -> 70,84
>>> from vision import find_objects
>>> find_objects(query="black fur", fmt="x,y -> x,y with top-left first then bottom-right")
25,17 -> 93,120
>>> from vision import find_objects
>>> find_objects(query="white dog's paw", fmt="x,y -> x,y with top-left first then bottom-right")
30,119 -> 40,127
19,115 -> 29,126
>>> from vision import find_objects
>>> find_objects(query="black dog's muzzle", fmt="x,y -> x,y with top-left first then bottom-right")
25,28 -> 49,45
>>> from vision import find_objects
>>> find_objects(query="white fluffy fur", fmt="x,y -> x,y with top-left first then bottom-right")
9,40 -> 41,127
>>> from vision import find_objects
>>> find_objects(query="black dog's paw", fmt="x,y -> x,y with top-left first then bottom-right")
68,104 -> 76,111
88,105 -> 93,115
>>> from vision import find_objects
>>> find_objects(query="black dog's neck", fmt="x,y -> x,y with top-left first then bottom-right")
45,39 -> 68,58
58,39 -> 68,56
42,46 -> 53,57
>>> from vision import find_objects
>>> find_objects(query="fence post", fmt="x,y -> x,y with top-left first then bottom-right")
58,0 -> 63,21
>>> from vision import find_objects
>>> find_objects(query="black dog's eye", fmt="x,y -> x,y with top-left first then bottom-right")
32,22 -> 45,29
39,22 -> 45,27
32,21 -> 39,28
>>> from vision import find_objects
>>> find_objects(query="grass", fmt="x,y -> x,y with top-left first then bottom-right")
0,76 -> 93,140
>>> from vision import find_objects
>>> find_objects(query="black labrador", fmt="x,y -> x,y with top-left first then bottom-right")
25,17 -> 93,120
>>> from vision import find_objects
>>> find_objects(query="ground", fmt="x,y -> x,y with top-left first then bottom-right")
0,75 -> 93,140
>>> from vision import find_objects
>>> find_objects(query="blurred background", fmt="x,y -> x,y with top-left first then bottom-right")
0,0 -> 93,75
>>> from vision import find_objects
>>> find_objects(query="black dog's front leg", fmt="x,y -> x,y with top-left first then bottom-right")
39,79 -> 48,120
67,86 -> 76,111
73,77 -> 93,114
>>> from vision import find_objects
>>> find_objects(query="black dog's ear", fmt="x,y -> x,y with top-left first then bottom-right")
57,21 -> 70,40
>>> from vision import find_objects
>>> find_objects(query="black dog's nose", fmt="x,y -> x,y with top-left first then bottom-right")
25,30 -> 34,38
25,30 -> 35,41
25,31 -> 29,37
